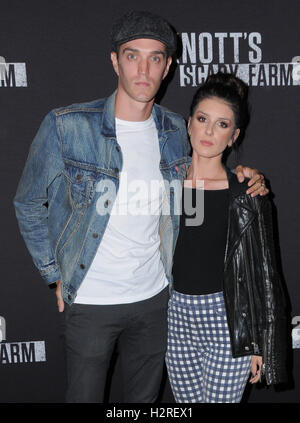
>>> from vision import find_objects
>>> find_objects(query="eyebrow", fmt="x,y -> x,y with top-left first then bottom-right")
196,109 -> 232,121
121,48 -> 166,56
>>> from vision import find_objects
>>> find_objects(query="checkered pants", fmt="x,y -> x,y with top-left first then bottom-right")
166,290 -> 252,403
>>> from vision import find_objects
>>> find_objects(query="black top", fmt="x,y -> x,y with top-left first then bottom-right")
172,187 -> 229,295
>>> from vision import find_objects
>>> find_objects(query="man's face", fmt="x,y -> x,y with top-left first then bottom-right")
111,38 -> 172,104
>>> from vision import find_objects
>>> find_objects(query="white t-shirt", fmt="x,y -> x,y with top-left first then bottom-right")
74,115 -> 168,304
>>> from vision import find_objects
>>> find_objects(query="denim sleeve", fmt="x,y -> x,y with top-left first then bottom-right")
13,111 -> 64,284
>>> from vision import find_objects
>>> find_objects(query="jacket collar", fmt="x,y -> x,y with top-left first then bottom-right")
224,165 -> 251,199
223,165 -> 257,268
152,103 -> 180,135
101,90 -> 179,139
101,91 -> 117,138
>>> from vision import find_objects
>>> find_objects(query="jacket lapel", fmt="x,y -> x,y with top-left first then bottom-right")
224,167 -> 257,269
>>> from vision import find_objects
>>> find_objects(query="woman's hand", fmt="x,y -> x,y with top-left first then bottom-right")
249,355 -> 263,383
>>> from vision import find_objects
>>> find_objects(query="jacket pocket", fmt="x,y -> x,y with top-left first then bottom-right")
64,162 -> 97,210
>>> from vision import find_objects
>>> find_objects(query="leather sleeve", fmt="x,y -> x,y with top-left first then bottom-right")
258,196 -> 289,384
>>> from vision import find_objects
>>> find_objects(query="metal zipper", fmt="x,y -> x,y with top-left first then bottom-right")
262,329 -> 268,383
223,192 -> 234,342
242,237 -> 259,353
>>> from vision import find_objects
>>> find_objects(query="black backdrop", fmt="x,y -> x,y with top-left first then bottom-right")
1,0 -> 299,403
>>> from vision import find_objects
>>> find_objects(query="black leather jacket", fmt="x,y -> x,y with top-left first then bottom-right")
223,168 -> 287,385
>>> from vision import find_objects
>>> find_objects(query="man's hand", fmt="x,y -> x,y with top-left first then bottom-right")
235,165 -> 269,197
55,280 -> 64,312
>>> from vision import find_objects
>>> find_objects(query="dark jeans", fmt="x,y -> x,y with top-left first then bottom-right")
64,286 -> 169,403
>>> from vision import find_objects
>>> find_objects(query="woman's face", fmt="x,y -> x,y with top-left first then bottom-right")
188,96 -> 240,159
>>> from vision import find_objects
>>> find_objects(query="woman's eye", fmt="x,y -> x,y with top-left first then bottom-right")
219,121 -> 228,128
197,116 -> 206,122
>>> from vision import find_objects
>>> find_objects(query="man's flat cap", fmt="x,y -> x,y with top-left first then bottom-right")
111,10 -> 177,55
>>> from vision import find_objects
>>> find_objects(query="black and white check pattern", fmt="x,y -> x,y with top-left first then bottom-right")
166,290 -> 251,403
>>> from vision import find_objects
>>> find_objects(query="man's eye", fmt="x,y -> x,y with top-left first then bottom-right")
128,54 -> 136,60
152,56 -> 160,62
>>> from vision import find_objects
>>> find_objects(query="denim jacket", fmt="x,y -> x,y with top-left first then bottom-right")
13,91 -> 190,304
